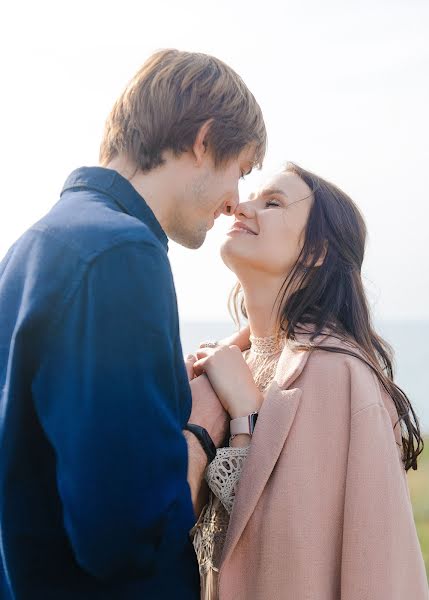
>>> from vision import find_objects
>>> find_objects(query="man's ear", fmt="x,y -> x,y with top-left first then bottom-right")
192,119 -> 213,166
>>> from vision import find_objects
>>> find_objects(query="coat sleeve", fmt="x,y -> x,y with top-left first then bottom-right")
341,388 -> 428,599
32,241 -> 195,581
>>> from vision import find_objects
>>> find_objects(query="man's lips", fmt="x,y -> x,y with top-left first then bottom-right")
227,222 -> 258,235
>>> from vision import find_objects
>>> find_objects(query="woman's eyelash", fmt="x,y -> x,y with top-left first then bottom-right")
265,199 -> 281,207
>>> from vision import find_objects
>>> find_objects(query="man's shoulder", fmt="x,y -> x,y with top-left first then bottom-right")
29,187 -> 167,267
1,187 -> 171,313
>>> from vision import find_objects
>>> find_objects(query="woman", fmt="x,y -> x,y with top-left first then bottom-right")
189,163 -> 428,599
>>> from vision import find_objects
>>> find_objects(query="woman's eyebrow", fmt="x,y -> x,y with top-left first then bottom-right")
248,187 -> 289,202
260,187 -> 288,199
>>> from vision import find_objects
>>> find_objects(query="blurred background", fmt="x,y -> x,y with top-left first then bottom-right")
1,0 -> 428,576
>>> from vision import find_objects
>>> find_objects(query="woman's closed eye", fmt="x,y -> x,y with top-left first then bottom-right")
265,199 -> 281,208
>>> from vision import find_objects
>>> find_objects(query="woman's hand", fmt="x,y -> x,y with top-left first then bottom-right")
193,345 -> 263,419
199,325 -> 251,352
217,325 -> 251,352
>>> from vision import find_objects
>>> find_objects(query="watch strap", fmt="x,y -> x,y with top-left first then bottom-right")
230,411 -> 259,436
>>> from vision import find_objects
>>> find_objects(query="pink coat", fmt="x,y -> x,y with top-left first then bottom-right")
192,332 -> 428,599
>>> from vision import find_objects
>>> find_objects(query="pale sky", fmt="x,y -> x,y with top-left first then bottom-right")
1,0 -> 428,322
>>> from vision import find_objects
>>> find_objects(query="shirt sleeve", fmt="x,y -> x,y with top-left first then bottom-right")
32,240 -> 195,581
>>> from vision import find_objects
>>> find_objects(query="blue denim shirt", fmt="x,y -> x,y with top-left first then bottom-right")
0,167 -> 199,599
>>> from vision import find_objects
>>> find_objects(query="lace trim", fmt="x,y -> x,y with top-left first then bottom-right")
206,446 -> 250,515
192,446 -> 250,578
191,494 -> 228,575
249,331 -> 287,355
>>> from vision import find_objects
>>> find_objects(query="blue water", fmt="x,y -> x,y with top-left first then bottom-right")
180,319 -> 429,434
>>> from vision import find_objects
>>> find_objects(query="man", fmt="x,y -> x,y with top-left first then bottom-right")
0,49 -> 266,599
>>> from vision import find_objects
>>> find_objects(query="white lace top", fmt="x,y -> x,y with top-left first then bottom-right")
191,332 -> 287,600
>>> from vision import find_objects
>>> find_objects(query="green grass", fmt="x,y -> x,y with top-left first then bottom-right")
408,436 -> 429,580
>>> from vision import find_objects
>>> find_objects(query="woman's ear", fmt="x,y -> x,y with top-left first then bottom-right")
305,240 -> 328,268
314,241 -> 328,267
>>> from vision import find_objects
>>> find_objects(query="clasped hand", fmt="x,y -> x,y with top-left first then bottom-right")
187,345 -> 263,419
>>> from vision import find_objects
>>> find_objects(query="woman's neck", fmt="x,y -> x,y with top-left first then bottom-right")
239,276 -> 285,338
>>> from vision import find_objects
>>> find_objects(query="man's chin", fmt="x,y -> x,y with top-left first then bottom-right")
184,237 -> 205,250
170,227 -> 206,250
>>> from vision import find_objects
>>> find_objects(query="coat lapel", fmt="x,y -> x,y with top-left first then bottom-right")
220,340 -> 311,566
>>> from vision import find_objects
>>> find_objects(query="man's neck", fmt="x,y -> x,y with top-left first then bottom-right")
103,155 -> 175,235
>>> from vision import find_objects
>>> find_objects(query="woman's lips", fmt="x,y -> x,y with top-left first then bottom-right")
227,223 -> 258,235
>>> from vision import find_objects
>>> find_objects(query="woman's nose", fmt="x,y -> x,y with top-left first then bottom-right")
235,200 -> 255,218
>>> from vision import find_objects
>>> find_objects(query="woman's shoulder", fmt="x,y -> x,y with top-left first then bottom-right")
293,331 -> 388,416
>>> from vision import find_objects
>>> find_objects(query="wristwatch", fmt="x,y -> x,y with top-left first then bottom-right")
184,423 -> 217,464
230,411 -> 259,440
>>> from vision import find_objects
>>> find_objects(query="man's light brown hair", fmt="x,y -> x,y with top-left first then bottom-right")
99,49 -> 267,172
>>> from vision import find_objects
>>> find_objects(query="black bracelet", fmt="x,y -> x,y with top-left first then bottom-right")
184,423 -> 217,464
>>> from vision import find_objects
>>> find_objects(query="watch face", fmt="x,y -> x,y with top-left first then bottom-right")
249,412 -> 258,433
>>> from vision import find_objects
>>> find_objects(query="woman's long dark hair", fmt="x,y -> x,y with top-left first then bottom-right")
230,162 -> 424,471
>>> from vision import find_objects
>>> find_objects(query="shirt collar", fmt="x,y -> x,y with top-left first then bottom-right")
61,166 -> 169,250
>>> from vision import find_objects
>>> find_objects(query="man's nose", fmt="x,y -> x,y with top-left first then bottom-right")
221,191 -> 240,216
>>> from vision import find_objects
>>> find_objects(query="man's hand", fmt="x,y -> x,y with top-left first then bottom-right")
185,374 -> 229,517
188,374 -> 229,447
185,354 -> 197,381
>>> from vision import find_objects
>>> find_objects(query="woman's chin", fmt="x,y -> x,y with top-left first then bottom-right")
220,239 -> 252,270
220,237 -> 238,261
